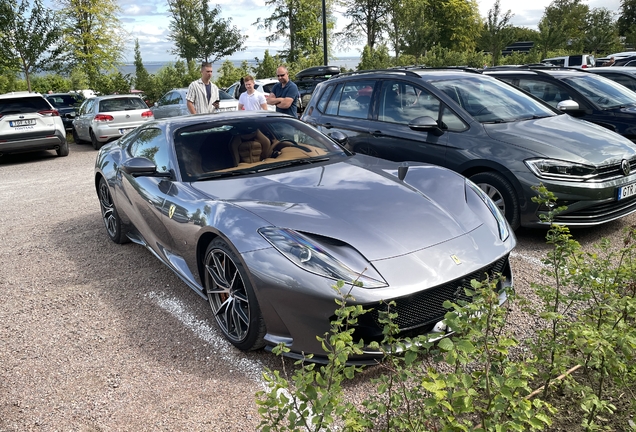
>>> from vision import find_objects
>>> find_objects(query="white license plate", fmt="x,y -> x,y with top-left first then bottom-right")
618,182 -> 636,200
10,119 -> 36,127
119,128 -> 135,135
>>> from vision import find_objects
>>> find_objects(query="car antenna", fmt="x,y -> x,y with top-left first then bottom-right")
398,162 -> 409,181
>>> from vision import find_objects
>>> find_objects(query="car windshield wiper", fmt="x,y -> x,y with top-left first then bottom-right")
481,119 -> 512,124
195,168 -> 260,181
255,156 -> 331,172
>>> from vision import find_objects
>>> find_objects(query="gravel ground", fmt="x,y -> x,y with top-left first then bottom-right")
1,141 -> 634,431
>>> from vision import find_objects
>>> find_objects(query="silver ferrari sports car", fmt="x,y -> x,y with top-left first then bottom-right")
94,111 -> 516,361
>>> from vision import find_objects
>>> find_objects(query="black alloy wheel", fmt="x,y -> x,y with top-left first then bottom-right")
98,177 -> 129,244
204,238 -> 266,351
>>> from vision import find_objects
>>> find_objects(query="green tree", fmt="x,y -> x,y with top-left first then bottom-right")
386,0 -> 407,58
481,0 -> 514,66
617,0 -> 636,37
358,44 -> 392,70
584,8 -> 621,54
400,0 -> 482,55
133,39 -> 151,91
338,0 -> 388,50
538,0 -> 589,52
57,0 -> 126,88
252,50 -> 281,79
0,0 -> 64,92
215,60 -> 251,89
510,26 -> 540,43
535,19 -> 566,59
167,0 -> 198,67
255,0 -> 333,63
168,0 -> 245,65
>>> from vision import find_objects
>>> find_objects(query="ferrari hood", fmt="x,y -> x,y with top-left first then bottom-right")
483,114 -> 636,165
192,158 -> 487,261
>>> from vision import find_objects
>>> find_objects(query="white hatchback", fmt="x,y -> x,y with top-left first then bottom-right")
0,92 -> 68,157
72,94 -> 154,150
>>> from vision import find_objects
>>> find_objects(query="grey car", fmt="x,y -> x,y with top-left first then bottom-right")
301,68 -> 636,229
151,88 -> 239,119
94,111 -> 515,362
73,94 -> 154,149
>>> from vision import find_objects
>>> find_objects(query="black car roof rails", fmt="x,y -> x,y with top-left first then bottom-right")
416,66 -> 483,74
336,69 -> 422,78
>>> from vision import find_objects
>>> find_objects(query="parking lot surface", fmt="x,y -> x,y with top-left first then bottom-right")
1,142 -> 633,430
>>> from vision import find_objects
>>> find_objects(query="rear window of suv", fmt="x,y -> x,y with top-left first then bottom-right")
0,96 -> 52,114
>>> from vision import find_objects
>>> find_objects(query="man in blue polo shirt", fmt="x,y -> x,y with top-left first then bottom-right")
266,66 -> 300,117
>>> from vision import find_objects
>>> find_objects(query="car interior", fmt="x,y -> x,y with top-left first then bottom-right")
175,123 -> 331,181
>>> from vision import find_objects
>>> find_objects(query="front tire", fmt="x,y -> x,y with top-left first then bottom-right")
204,238 -> 266,351
470,171 -> 520,230
98,177 -> 129,244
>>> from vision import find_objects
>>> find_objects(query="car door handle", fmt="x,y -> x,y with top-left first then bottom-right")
372,130 -> 385,137
323,123 -> 333,129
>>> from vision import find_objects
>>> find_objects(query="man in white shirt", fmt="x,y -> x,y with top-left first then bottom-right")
186,62 -> 220,114
238,75 -> 268,111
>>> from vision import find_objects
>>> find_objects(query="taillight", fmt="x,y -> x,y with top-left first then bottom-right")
141,110 -> 154,118
39,109 -> 60,116
581,65 -> 587,68
94,114 -> 114,122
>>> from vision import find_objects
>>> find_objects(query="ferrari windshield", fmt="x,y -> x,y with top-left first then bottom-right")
175,117 -> 347,181
431,76 -> 557,123
561,74 -> 636,109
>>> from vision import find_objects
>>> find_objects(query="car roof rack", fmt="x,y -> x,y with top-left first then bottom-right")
489,65 -> 586,75
335,69 -> 422,78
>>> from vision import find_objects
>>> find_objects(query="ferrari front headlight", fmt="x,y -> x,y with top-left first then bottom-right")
258,227 -> 387,288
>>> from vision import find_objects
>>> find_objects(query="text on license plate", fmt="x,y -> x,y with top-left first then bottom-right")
10,119 -> 36,127
618,183 -> 636,200
119,128 -> 135,135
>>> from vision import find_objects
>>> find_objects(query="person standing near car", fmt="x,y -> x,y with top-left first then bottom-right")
238,75 -> 268,111
186,62 -> 220,114
266,66 -> 300,117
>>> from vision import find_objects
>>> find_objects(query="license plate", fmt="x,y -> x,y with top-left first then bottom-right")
10,119 -> 36,127
119,128 -> 135,135
618,182 -> 636,200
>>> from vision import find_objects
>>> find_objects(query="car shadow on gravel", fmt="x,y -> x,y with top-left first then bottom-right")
47,210 -> 280,383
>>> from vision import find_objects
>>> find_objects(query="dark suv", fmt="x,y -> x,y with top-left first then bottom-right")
484,67 -> 636,142
301,68 -> 636,229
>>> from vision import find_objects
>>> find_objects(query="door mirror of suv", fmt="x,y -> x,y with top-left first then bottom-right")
557,100 -> 580,111
409,116 -> 444,136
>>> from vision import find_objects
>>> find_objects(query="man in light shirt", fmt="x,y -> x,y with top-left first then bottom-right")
186,62 -> 220,114
238,75 -> 268,111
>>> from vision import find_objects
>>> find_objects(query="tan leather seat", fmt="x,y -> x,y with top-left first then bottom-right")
230,130 -> 272,165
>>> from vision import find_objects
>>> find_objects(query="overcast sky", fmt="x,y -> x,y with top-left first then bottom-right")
116,0 -> 622,63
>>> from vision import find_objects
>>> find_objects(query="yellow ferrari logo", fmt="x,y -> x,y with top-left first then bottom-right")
451,255 -> 461,265
168,204 -> 176,219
